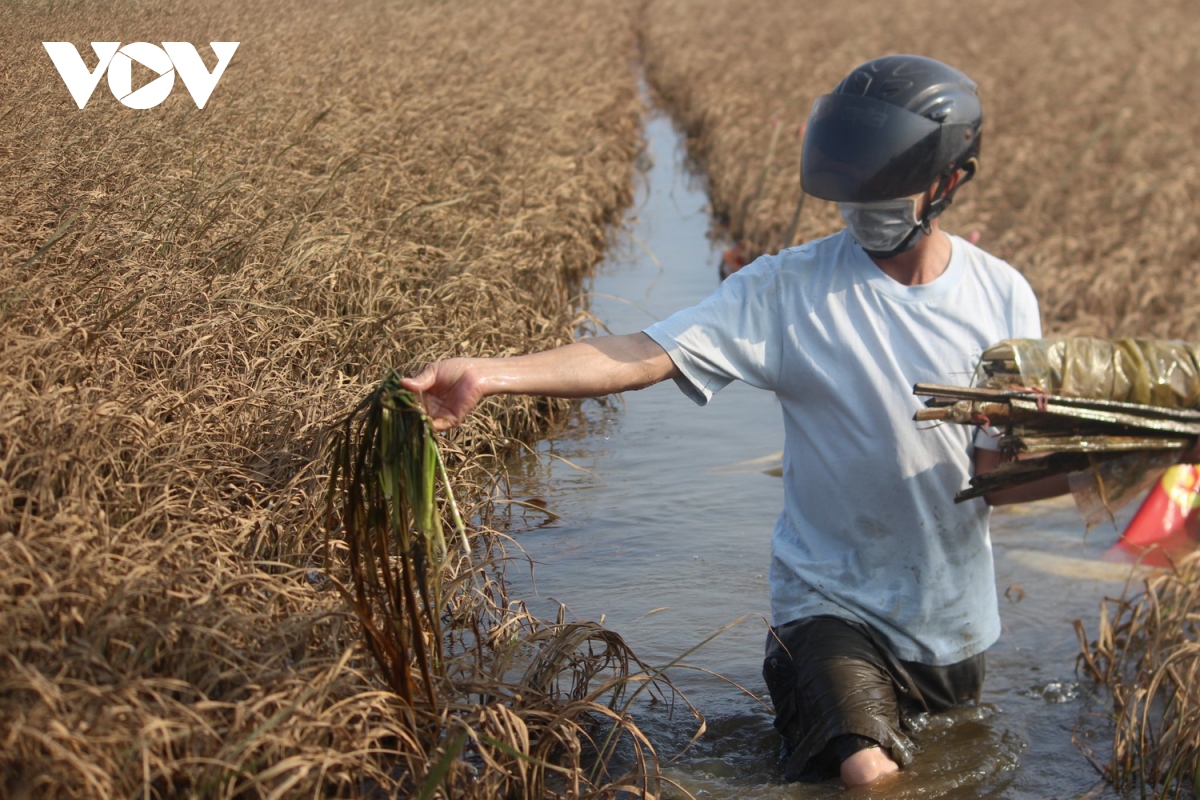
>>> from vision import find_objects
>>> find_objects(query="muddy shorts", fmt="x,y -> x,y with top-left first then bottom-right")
762,615 -> 985,783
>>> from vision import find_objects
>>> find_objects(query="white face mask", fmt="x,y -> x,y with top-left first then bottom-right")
838,197 -> 922,255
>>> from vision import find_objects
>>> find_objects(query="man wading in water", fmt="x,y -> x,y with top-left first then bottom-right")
403,56 -> 1074,786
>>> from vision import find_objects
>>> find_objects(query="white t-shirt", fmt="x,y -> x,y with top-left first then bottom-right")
643,230 -> 1041,665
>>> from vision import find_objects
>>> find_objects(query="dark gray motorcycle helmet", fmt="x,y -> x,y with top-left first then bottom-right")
801,55 -> 982,206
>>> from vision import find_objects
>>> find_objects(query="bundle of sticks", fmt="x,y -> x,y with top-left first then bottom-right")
914,341 -> 1200,502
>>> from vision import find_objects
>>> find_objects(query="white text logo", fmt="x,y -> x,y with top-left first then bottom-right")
42,42 -> 240,109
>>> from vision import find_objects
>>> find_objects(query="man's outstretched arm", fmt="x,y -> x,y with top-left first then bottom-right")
400,332 -> 681,431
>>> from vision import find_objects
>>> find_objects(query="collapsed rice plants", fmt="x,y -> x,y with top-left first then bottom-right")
1078,553 -> 1200,798
0,0 -> 681,796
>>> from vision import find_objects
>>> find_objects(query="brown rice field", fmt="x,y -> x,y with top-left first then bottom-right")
0,1 -> 646,797
6,0 -> 1200,797
642,0 -> 1200,340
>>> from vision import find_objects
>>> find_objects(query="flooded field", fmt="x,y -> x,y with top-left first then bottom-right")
500,106 -> 1142,799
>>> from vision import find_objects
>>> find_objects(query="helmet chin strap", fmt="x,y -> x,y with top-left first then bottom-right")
925,157 -> 978,224
867,158 -> 979,261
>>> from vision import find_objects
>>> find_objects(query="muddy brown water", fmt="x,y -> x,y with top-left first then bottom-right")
501,108 -> 1139,799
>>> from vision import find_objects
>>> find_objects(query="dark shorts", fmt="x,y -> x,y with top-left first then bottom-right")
762,615 -> 986,783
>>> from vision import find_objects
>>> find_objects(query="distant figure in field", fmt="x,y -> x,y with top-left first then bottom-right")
404,55 -> 1070,786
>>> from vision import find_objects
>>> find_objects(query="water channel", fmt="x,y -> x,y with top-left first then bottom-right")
500,104 -> 1140,799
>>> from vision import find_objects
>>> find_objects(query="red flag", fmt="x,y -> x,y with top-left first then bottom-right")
1105,465 -> 1200,567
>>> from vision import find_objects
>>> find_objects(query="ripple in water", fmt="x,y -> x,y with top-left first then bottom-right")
644,704 -> 1025,800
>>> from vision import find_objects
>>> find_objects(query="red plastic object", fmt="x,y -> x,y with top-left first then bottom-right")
719,243 -> 747,280
1104,465 -> 1200,567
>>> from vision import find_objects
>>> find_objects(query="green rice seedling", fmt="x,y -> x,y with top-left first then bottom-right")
324,372 -> 466,710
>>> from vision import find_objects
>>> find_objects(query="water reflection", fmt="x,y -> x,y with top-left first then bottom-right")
501,108 -> 1129,798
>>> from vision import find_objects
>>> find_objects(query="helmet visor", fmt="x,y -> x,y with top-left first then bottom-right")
802,93 -> 942,203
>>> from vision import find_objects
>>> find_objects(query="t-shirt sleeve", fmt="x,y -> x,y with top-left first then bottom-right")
642,253 -> 783,406
975,268 -> 1043,451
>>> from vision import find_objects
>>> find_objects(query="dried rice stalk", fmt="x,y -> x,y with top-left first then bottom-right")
0,0 -> 655,795
1079,552 -> 1200,798
324,373 -> 465,710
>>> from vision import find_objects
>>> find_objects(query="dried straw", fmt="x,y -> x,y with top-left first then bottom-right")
1079,552 -> 1200,798
0,0 -> 673,796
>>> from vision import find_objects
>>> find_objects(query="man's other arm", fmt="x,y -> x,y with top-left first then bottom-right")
976,437 -> 1200,506
973,448 -> 1070,506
